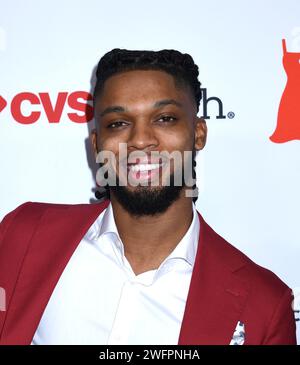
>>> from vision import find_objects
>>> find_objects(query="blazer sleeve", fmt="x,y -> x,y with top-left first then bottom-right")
262,287 -> 297,344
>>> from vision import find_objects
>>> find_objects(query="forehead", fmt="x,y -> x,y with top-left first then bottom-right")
95,69 -> 194,111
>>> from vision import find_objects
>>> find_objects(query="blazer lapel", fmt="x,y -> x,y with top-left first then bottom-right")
0,200 -> 109,345
178,213 -> 250,344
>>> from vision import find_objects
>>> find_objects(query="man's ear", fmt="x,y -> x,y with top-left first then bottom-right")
194,117 -> 207,151
91,129 -> 99,160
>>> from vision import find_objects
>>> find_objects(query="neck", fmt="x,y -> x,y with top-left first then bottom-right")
110,189 -> 194,275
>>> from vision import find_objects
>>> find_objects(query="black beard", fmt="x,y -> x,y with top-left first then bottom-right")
109,172 -> 184,217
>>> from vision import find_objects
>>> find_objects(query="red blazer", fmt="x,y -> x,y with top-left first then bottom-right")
0,201 -> 296,345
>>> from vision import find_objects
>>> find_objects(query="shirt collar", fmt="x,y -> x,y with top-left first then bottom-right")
87,202 -> 200,268
99,203 -> 119,238
85,203 -> 120,242
164,202 -> 200,267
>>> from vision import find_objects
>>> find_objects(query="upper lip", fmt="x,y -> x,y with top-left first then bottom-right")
127,157 -> 164,166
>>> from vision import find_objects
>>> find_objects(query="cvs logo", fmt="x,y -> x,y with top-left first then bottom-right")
1,89 -> 232,124
4,91 -> 93,124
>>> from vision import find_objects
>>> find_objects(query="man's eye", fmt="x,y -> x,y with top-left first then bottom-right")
107,121 -> 128,129
157,115 -> 177,123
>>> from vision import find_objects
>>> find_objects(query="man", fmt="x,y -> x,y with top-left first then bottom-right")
0,49 -> 296,345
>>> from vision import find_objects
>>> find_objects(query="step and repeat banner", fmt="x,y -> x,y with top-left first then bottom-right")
0,0 -> 299,342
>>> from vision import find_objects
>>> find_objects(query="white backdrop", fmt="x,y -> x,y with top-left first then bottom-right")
0,0 -> 299,343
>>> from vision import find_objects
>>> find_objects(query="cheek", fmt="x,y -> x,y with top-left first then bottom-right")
159,132 -> 194,176
98,133 -> 121,154
161,129 -> 194,152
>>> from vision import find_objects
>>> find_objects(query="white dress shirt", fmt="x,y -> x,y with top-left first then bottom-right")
31,202 -> 200,345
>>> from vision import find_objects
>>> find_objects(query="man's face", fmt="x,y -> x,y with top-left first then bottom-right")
92,69 -> 207,215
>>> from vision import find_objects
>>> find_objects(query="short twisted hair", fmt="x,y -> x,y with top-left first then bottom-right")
93,48 -> 202,112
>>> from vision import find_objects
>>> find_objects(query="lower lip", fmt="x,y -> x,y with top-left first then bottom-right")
127,164 -> 164,184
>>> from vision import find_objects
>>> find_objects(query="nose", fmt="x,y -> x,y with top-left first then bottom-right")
127,120 -> 159,151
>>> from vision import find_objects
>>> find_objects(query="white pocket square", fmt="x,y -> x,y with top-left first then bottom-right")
230,321 -> 245,345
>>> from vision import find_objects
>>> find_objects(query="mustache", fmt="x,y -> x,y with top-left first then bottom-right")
120,152 -> 169,167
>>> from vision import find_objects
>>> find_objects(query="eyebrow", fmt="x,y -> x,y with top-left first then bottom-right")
153,99 -> 183,109
99,99 -> 183,117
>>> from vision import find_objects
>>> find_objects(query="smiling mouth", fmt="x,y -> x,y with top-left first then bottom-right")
126,161 -> 167,184
128,163 -> 163,172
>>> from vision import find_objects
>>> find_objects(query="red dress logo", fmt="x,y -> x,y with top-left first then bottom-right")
270,39 -> 300,143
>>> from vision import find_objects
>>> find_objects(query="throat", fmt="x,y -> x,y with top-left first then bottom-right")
124,244 -> 175,276
111,192 -> 194,275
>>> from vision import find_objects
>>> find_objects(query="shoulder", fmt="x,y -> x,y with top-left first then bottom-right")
199,213 -> 291,296
216,233 -> 296,344
199,214 -> 296,343
0,202 -> 67,230
0,200 -> 109,243
226,236 -> 289,297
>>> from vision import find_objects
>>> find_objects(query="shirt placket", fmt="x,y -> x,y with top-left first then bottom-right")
107,280 -> 138,345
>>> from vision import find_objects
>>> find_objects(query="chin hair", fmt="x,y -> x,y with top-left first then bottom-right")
109,176 -> 184,217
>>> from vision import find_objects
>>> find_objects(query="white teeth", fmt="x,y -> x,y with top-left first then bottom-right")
130,163 -> 161,172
